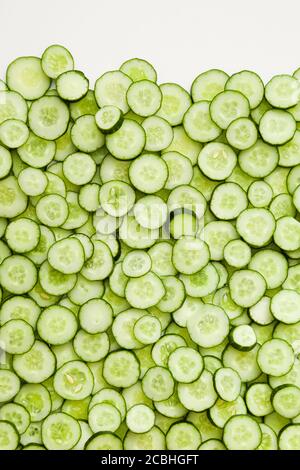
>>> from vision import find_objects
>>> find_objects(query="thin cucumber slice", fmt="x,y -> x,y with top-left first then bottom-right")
142,366 -> 174,401
85,432 -> 123,450
279,131 -> 300,167
198,142 -> 237,180
13,340 -> 55,383
187,304 -> 229,348
214,367 -> 241,402
223,344 -> 261,382
225,70 -> 264,109
274,216 -> 300,251
272,385 -> 300,419
103,350 -> 140,387
36,194 -> 69,227
42,412 -> 81,450
257,339 -> 294,376
0,403 -> 30,434
223,415 -> 262,450
39,260 -> 76,295
209,396 -> 247,428
106,119 -> 145,159
0,90 -> 27,124
162,151 -> 193,190
265,74 -> 300,108
126,404 -> 155,433
95,105 -> 123,134
142,115 -> 173,152
129,153 -> 168,193
18,131 -> 56,167
168,347 -> 203,383
79,298 -> 112,334
166,422 -> 201,450
125,272 -> 165,309
178,370 -> 217,412
42,44 -> 74,79
191,69 -> 229,102
18,168 -> 48,196
100,180 -> 135,217
279,424 -> 300,450
0,145 -> 12,178
0,176 -> 27,218
0,296 -> 40,328
249,296 -> 274,325
0,421 -> 19,450
224,239 -> 251,268
0,370 -> 20,402
0,119 -> 29,148
210,90 -> 250,129
229,324 -> 257,351
63,152 -> 96,185
257,423 -> 278,450
71,115 -> 105,153
57,70 -> 89,101
53,360 -> 93,400
210,182 -> 247,220
248,180 -> 273,207
6,56 -> 50,100
271,289 -> 300,324
183,101 -> 221,142
5,218 -> 40,253
249,249 -> 288,289
95,70 -> 132,113
48,237 -> 85,274
127,80 -> 162,117
172,237 -> 209,275
14,383 -> 51,422
73,329 -> 109,362
37,305 -> 77,345
236,208 -> 275,247
120,58 -> 157,82
156,83 -> 191,126
122,250 -> 152,277
259,109 -> 296,145
133,315 -> 162,344
28,96 -> 69,140
229,269 -> 266,308
0,255 -> 37,294
226,117 -> 258,150
0,319 -> 34,354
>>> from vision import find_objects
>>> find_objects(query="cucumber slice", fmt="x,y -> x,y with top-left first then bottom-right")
42,412 -> 81,450
95,105 -> 123,134
198,143 -> 237,180
7,56 -> 50,100
257,339 -> 294,376
210,90 -> 250,129
0,119 -> 29,148
106,119 -> 145,159
28,96 -> 69,140
42,44 -> 74,79
259,109 -> 296,145
126,404 -> 155,433
57,70 -> 89,101
183,101 -> 221,142
156,83 -> 191,126
0,319 -> 34,354
103,350 -> 140,388
223,415 -> 262,450
191,69 -> 229,102
95,70 -> 132,113
120,58 -> 157,82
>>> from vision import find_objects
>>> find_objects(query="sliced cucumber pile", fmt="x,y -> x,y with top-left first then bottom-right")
0,46 -> 300,451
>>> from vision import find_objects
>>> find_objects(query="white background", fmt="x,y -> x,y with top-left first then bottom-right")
1,0 -> 300,89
